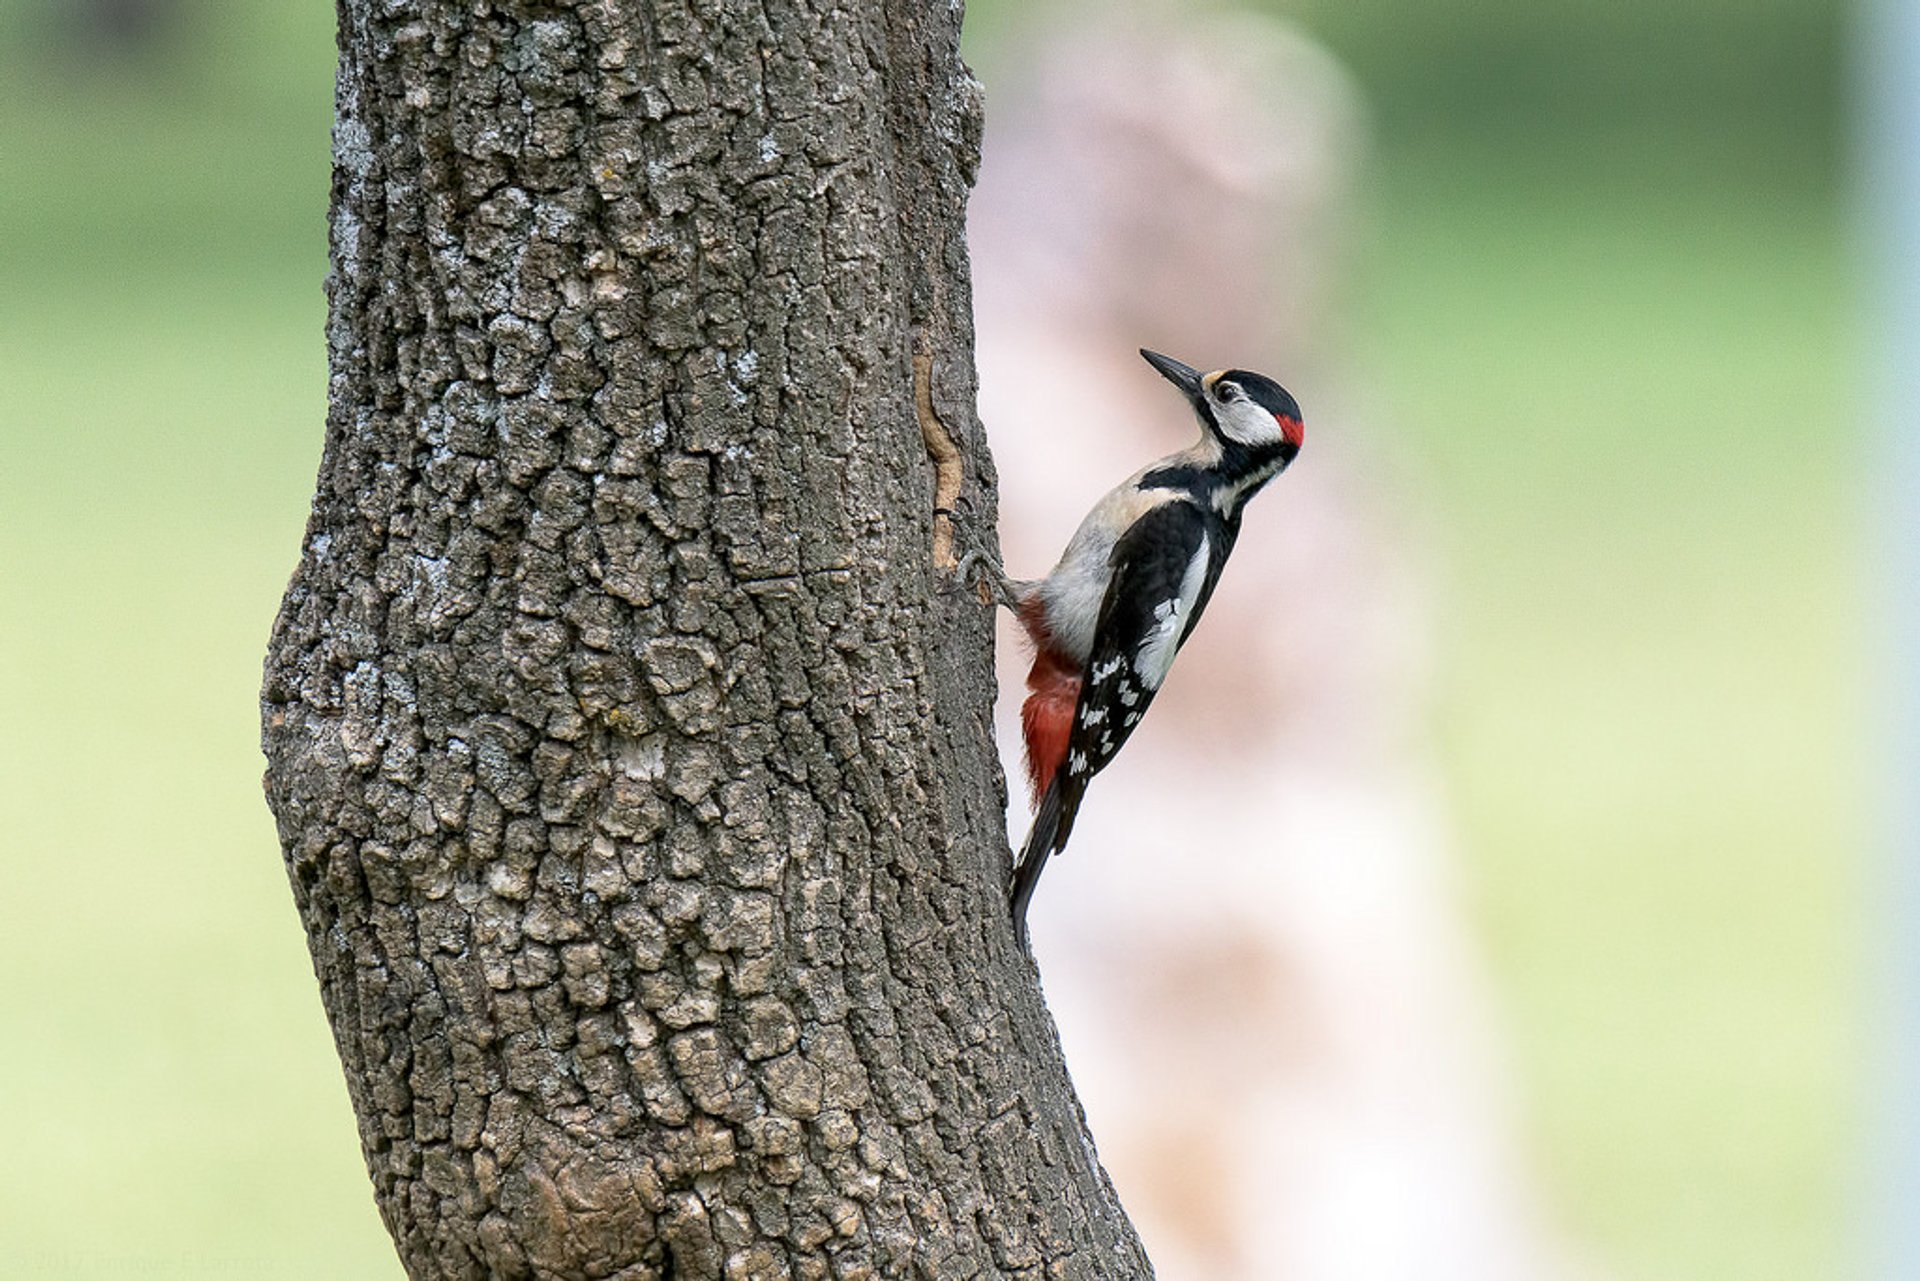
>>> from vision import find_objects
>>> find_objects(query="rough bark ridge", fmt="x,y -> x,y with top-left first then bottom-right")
262,1 -> 1153,1278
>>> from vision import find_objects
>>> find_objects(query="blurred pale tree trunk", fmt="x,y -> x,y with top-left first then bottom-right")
1868,1 -> 1920,1274
261,2 -> 1152,1277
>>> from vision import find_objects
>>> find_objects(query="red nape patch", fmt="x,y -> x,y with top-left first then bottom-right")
1276,414 -> 1305,449
1021,648 -> 1080,801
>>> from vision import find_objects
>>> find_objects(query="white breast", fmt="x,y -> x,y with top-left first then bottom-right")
1033,481 -> 1172,664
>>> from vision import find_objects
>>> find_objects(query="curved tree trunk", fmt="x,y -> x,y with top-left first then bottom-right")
262,1 -> 1153,1278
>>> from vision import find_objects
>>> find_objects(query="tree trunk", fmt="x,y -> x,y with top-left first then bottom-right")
261,2 -> 1152,1278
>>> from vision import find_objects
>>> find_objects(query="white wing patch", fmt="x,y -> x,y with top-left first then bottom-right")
1131,534 -> 1209,691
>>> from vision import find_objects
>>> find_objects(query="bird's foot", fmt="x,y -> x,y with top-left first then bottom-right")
954,548 -> 1026,610
938,500 -> 1024,610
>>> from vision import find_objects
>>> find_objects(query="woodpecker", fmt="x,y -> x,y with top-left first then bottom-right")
960,349 -> 1304,950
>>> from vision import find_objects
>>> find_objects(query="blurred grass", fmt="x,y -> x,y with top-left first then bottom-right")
969,0 -> 1861,1276
0,3 -> 403,1275
0,0 -> 1859,1277
1358,142 -> 1861,1280
1339,8 -> 1862,1275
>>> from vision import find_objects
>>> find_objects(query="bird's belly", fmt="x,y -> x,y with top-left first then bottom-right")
1034,549 -> 1110,664
1032,482 -> 1176,664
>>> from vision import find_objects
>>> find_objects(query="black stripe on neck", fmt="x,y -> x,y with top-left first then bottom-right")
1139,438 -> 1294,510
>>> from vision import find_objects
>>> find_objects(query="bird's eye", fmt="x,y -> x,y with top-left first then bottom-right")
1214,381 -> 1239,402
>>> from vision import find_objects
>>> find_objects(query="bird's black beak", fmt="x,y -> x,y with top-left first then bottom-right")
1139,348 -> 1204,402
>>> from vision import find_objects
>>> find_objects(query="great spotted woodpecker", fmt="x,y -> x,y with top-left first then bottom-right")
960,349 -> 1304,949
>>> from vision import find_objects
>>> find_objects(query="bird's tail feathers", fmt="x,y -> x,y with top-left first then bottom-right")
1010,777 -> 1076,952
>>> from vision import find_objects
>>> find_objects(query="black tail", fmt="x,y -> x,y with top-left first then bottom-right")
1010,777 -> 1081,952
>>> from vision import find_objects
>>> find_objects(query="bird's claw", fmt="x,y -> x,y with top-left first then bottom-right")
951,548 -> 1023,610
939,500 -> 1023,609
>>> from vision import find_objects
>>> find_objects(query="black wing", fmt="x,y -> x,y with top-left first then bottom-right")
1012,498 -> 1227,944
1062,499 -> 1221,793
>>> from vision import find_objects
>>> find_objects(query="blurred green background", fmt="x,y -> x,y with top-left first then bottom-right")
0,0 -> 1858,1277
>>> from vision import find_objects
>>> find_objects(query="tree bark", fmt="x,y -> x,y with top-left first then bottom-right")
262,2 -> 1152,1278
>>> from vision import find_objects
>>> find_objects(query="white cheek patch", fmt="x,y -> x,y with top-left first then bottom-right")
1131,534 -> 1209,690
1220,400 -> 1286,447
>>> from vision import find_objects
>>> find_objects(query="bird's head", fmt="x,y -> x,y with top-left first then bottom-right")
1139,348 -> 1304,461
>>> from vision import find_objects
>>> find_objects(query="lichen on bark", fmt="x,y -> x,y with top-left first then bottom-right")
262,1 -> 1153,1277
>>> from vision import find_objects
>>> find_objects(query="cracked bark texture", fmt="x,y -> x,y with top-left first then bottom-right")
261,2 -> 1154,1278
